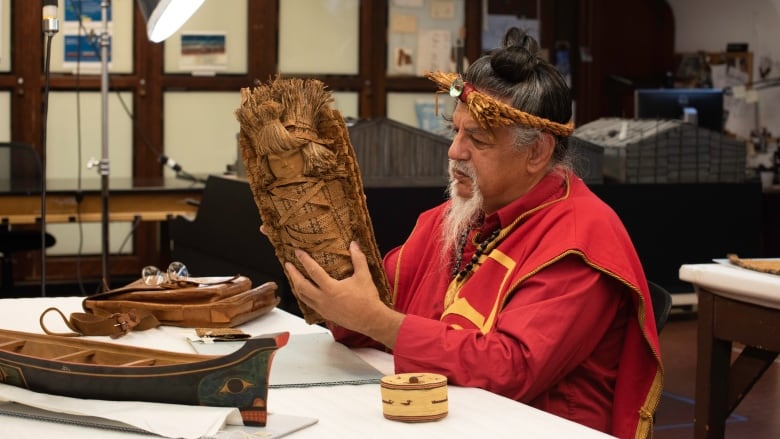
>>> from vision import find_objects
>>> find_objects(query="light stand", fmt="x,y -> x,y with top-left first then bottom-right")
80,0 -> 204,292
41,0 -> 60,297
98,0 -> 111,291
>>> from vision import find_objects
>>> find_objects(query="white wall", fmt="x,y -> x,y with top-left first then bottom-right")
668,0 -> 780,138
669,0 -> 780,81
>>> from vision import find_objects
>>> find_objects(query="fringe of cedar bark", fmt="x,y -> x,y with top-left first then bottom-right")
274,76 -> 337,173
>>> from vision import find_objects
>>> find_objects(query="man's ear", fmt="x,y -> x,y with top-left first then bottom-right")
526,133 -> 555,173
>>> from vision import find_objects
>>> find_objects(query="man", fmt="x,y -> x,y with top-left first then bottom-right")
284,28 -> 662,438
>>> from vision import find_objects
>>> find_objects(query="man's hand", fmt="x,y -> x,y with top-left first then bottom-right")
284,241 -> 403,348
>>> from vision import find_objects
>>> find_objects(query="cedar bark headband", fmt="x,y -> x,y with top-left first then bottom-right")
425,71 -> 574,137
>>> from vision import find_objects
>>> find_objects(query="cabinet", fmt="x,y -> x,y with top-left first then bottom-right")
564,0 -> 676,124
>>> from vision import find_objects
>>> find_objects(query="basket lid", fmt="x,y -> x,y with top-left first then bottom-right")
380,372 -> 447,390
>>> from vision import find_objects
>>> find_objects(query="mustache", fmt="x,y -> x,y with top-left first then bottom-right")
449,160 -> 476,179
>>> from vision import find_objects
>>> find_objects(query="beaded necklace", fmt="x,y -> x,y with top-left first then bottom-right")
451,227 -> 501,280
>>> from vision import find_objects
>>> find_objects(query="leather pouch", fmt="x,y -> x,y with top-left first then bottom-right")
82,276 -> 281,329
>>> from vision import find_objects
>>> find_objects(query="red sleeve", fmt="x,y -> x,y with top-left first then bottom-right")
391,255 -> 625,402
328,322 -> 383,349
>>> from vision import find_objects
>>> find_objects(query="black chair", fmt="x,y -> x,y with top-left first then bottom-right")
647,280 -> 673,334
0,142 -> 56,292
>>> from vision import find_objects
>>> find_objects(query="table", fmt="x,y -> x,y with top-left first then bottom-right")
0,177 -> 204,285
0,177 -> 202,225
679,262 -> 780,439
0,297 -> 615,438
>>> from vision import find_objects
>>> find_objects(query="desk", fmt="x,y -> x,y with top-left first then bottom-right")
0,178 -> 204,286
0,177 -> 202,225
0,297 -> 614,438
679,263 -> 780,439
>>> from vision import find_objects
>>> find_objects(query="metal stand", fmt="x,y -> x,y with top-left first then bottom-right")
41,4 -> 60,297
98,0 -> 111,291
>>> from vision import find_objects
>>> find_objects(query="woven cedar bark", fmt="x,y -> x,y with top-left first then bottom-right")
235,76 -> 392,324
727,253 -> 780,275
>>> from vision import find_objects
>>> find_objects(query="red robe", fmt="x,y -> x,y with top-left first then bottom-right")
333,171 -> 663,438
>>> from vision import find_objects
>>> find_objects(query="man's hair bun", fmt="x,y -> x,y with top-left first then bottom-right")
490,27 -> 541,83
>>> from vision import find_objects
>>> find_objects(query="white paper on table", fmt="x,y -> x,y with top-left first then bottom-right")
189,332 -> 385,388
0,383 -> 318,439
0,383 -> 240,438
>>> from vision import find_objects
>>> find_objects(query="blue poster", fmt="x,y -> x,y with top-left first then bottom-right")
64,35 -> 111,63
65,0 -> 112,22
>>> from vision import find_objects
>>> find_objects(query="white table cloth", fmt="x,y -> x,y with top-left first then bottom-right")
0,296 -> 615,438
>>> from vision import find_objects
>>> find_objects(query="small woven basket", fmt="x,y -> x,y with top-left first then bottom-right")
380,373 -> 448,422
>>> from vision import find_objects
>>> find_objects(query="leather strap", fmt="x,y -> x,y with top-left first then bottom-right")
40,307 -> 160,339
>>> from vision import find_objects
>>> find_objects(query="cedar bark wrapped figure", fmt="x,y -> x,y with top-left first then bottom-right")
235,76 -> 392,324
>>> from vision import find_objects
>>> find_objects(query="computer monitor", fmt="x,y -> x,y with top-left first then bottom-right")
634,88 -> 725,132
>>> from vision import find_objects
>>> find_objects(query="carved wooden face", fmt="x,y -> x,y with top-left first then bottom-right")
267,148 -> 304,180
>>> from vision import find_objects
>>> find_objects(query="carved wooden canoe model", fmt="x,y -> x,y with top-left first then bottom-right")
0,328 -> 289,426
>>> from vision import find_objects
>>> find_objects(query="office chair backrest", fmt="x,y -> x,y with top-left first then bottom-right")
0,142 -> 55,293
0,142 -> 43,194
647,280 -> 673,334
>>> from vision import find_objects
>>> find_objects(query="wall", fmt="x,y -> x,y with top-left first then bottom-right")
669,0 -> 780,73
668,0 -> 780,137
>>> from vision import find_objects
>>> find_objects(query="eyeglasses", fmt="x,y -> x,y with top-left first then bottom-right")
142,261 -> 189,286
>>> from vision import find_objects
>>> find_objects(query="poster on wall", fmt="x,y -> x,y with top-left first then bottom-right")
178,32 -> 228,73
387,0 -> 464,77
62,0 -> 113,71
387,13 -> 418,75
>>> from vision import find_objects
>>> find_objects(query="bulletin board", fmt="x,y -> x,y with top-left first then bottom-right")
387,0 -> 465,77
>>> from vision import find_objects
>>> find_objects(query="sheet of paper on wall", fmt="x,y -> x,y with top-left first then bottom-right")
390,14 -> 418,33
391,47 -> 415,75
483,15 -> 539,52
712,64 -> 753,138
711,63 -> 749,89
720,61 -> 780,141
62,34 -> 109,72
416,29 -> 452,76
179,32 -> 227,73
387,15 -> 417,76
61,0 -> 113,72
725,96 -> 757,139
430,0 -> 456,20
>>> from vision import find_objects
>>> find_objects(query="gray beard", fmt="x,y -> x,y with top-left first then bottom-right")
439,161 -> 484,265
